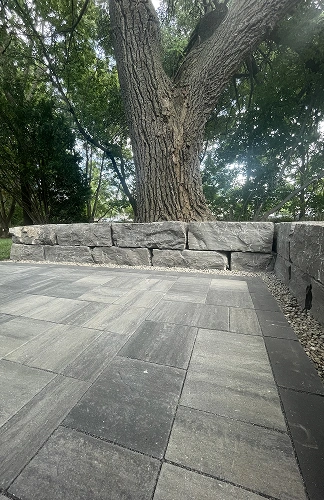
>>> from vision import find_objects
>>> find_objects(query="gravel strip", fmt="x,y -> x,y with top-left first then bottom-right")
3,259 -> 324,382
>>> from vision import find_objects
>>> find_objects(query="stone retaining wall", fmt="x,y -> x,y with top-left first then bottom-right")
274,222 -> 324,326
9,221 -> 275,272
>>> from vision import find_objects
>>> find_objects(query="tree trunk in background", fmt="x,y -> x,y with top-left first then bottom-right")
110,0 -> 300,222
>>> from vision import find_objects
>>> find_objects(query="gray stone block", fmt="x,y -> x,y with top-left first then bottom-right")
111,222 -> 187,249
152,249 -> 228,270
188,222 -> 274,252
274,222 -> 296,260
231,252 -> 274,271
92,246 -> 151,266
311,279 -> 324,326
289,222 -> 324,282
289,264 -> 311,308
56,223 -> 112,247
44,245 -> 93,263
10,224 -> 57,245
274,254 -> 291,285
10,243 -> 45,261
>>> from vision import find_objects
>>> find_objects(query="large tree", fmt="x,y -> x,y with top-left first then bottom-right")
109,0 -> 300,222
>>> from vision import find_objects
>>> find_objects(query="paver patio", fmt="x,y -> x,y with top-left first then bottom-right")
0,262 -> 323,500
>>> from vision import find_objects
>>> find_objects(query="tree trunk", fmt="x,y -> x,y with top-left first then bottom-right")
110,0 -> 300,222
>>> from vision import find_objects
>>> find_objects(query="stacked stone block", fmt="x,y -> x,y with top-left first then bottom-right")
10,221 -> 275,273
274,222 -> 324,326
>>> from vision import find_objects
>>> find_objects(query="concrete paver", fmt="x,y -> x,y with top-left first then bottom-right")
63,356 -> 185,458
0,262 -> 323,500
8,426 -> 160,500
166,406 -> 307,500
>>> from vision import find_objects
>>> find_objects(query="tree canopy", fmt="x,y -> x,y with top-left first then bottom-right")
0,0 -> 323,225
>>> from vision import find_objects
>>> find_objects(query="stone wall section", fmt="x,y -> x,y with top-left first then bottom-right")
10,221 -> 275,273
274,222 -> 324,326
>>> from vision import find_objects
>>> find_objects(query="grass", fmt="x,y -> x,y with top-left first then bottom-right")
0,238 -> 12,260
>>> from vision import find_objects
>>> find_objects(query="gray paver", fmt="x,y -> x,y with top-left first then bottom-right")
229,307 -> 262,335
22,296 -> 89,323
154,463 -> 266,500
0,360 -> 54,427
113,290 -> 164,308
63,356 -> 185,458
118,320 -> 197,369
256,309 -> 297,339
148,300 -> 229,330
206,289 -> 254,308
210,278 -> 248,290
265,337 -> 324,394
5,324 -> 100,373
9,426 -> 160,500
78,286 -> 126,303
180,329 -> 286,430
0,376 -> 89,489
164,281 -> 209,303
82,304 -> 149,333
0,294 -> 53,316
0,316 -> 55,340
62,331 -> 126,381
166,406 -> 307,500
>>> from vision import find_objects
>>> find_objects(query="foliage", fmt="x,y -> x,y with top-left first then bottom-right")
202,0 -> 324,220
0,239 -> 12,260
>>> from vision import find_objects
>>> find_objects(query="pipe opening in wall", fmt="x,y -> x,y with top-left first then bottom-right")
288,266 -> 291,281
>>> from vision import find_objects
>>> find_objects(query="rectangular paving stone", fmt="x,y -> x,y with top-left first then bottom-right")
181,329 -> 286,430
229,308 -> 262,335
256,309 -> 297,339
265,337 -> 324,394
206,289 -> 254,308
59,301 -> 110,326
164,281 -> 209,303
0,316 -> 55,341
63,356 -> 185,458
210,278 -> 248,290
9,426 -> 160,500
0,335 -> 27,358
32,282 -> 93,299
82,304 -> 149,334
74,275 -> 114,285
5,324 -> 100,373
113,290 -> 164,308
133,278 -> 175,292
250,291 -> 281,311
22,296 -> 89,323
62,331 -> 126,381
78,286 -> 127,303
147,300 -> 229,331
0,360 -> 54,427
154,463 -> 265,500
0,294 -> 53,316
166,406 -> 307,500
0,376 -> 89,489
279,388 -> 324,500
118,320 -> 197,369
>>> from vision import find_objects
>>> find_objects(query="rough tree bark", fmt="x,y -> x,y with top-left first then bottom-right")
110,0 -> 300,222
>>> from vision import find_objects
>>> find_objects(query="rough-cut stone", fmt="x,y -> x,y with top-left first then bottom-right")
111,222 -> 187,250
44,246 -> 93,264
92,246 -> 151,266
152,249 -> 228,270
56,223 -> 112,247
10,225 -> 57,245
288,264 -> 311,308
311,279 -> 324,326
188,222 -> 274,253
274,222 -> 296,260
10,243 -> 45,261
274,255 -> 291,285
231,252 -> 274,272
289,222 -> 324,283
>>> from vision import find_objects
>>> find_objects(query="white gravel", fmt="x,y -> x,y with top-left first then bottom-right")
3,259 -> 324,382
